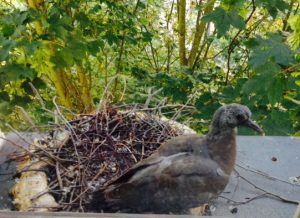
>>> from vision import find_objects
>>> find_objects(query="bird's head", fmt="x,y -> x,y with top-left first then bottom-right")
211,103 -> 264,134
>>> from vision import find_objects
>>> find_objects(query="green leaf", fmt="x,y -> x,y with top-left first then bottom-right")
21,77 -> 46,95
137,1 -> 146,9
267,76 -> 285,105
11,95 -> 32,106
68,40 -> 87,61
141,31 -> 153,42
48,11 -> 73,39
288,14 -> 300,49
248,33 -> 294,69
2,10 -> 29,26
243,62 -> 279,92
17,40 -> 41,56
202,7 -> 230,36
195,92 -> 212,110
105,31 -> 118,45
229,10 -> 245,29
0,91 -> 10,102
51,49 -> 75,68
0,64 -> 34,87
0,101 -> 11,116
76,12 -> 90,27
87,39 -> 103,56
261,110 -> 293,135
152,73 -> 192,102
0,40 -> 16,61
256,0 -> 288,18
243,38 -> 260,48
195,94 -> 221,120
131,67 -> 148,79
2,25 -> 15,37
202,7 -> 245,37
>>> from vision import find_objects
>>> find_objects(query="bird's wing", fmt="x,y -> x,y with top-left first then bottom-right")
105,152 -> 163,186
157,134 -> 208,156
88,153 -> 164,212
161,154 -> 229,183
100,153 -> 229,212
108,134 -> 207,186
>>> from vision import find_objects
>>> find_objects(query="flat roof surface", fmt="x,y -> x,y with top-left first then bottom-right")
214,136 -> 300,217
0,135 -> 299,217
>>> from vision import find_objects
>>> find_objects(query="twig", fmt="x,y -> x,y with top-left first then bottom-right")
219,193 -> 267,205
235,170 -> 299,205
236,163 -> 300,187
56,162 -> 64,190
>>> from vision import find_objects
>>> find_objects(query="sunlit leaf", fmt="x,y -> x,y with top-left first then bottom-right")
202,7 -> 245,37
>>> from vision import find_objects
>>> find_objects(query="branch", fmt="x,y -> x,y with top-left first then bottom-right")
225,0 -> 256,85
177,0 -> 187,65
188,0 -> 215,67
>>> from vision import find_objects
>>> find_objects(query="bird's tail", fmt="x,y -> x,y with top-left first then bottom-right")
87,189 -> 109,212
87,188 -> 122,212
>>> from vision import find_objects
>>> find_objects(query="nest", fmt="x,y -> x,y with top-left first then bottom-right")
12,106 -> 195,212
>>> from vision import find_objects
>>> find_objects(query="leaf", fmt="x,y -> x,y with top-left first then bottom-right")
0,64 -> 34,87
0,91 -> 10,102
17,40 -> 41,56
0,40 -> 16,61
0,101 -> 11,116
202,7 -> 230,36
256,0 -> 288,18
261,110 -> 293,135
222,0 -> 245,10
68,39 -> 87,61
2,10 -> 29,26
21,77 -> 46,95
267,76 -> 285,105
195,94 -> 221,120
202,7 -> 245,37
47,11 -> 73,39
2,25 -> 15,37
243,62 -> 280,93
137,1 -> 146,9
141,31 -> 153,42
248,33 -> 294,69
152,73 -> 192,102
288,14 -> 300,49
76,12 -> 90,27
229,10 -> 245,29
195,92 -> 212,110
105,31 -> 118,45
51,49 -> 74,68
11,95 -> 32,107
243,38 -> 260,48
87,39 -> 103,56
131,67 -> 148,79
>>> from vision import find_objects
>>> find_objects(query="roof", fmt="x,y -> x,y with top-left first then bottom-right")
0,134 -> 299,217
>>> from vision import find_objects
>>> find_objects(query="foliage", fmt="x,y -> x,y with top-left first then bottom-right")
0,0 -> 299,135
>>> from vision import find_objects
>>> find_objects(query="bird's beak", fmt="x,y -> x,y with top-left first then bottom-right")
244,119 -> 264,135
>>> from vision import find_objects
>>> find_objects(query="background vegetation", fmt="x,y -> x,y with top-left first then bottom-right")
0,0 -> 299,135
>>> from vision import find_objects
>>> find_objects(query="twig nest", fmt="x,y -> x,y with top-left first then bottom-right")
11,106 -> 196,212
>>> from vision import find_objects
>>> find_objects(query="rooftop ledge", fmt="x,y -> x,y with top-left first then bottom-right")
1,135 -> 299,218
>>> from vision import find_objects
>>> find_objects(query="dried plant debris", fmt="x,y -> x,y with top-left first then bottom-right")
228,205 -> 238,214
14,107 -> 187,212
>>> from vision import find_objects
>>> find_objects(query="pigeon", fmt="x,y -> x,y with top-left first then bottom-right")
89,103 -> 264,214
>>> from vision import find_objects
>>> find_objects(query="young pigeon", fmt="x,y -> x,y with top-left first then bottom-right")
89,103 -> 263,214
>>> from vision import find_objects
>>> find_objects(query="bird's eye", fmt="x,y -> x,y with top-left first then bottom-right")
236,114 -> 245,121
